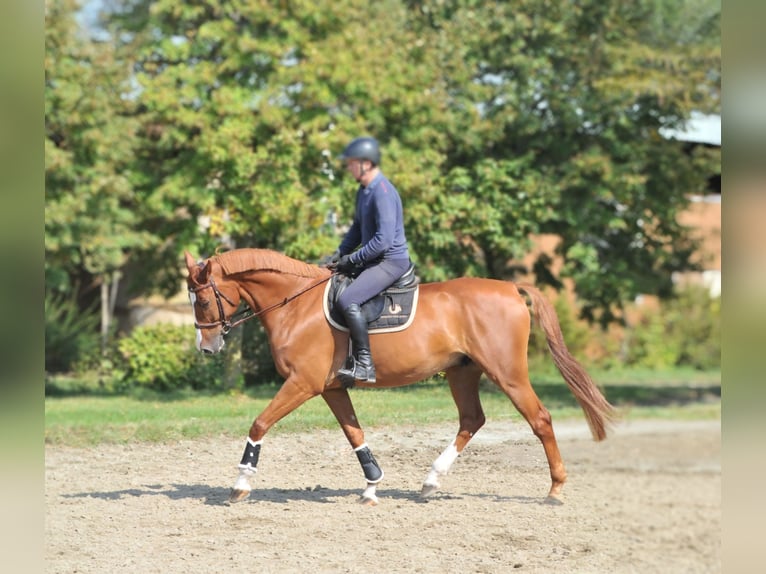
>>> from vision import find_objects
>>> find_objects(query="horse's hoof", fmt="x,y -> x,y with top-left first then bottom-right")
543,494 -> 564,506
420,483 -> 439,498
229,488 -> 251,503
357,494 -> 379,506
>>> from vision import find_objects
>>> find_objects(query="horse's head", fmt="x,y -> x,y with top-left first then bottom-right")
184,251 -> 242,354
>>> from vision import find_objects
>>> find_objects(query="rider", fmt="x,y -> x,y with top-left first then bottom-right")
328,136 -> 411,386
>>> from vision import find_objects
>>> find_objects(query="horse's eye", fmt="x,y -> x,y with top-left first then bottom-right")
189,292 -> 211,310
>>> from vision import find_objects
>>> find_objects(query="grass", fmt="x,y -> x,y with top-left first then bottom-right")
45,370 -> 721,447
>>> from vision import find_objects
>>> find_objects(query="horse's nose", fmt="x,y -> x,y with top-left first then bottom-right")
198,338 -> 225,354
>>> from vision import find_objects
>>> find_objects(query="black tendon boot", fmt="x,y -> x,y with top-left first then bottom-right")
337,303 -> 376,387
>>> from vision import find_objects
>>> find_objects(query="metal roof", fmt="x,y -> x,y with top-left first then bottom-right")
660,111 -> 721,146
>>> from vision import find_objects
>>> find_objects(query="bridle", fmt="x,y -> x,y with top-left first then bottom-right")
189,273 -> 333,335
189,278 -> 241,334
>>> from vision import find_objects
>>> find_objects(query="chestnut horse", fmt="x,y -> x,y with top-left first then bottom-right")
184,248 -> 615,505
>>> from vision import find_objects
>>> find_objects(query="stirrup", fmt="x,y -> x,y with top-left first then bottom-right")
337,356 -> 376,387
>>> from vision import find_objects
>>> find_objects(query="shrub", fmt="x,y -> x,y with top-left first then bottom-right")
623,285 -> 720,370
526,285 -> 720,373
623,310 -> 683,369
241,319 -> 279,386
666,285 -> 721,370
45,291 -> 101,374
116,324 -> 228,391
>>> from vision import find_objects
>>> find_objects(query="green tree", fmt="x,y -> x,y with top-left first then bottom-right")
106,0 -> 457,266
45,0 -> 153,358
409,0 -> 720,325
73,0 -> 719,328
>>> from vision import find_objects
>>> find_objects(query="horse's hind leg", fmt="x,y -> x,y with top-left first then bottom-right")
492,365 -> 568,503
421,363 -> 485,498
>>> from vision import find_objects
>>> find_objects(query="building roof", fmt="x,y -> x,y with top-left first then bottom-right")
660,111 -> 721,146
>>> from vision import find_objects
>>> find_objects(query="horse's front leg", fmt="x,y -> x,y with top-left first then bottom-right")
322,387 -> 384,505
229,382 -> 315,503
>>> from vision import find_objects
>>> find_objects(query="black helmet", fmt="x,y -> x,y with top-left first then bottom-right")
339,137 -> 381,166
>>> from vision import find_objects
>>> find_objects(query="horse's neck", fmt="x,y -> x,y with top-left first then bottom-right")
238,271 -> 308,311
237,271 -> 318,347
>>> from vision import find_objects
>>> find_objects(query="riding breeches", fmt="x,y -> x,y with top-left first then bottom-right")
336,258 -> 411,311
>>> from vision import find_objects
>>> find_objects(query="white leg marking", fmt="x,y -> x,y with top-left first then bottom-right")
233,468 -> 255,492
424,440 -> 460,488
361,482 -> 379,505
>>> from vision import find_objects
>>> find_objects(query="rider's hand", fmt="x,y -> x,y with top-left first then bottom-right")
335,254 -> 356,274
325,250 -> 341,269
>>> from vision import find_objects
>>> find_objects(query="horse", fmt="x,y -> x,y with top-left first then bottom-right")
184,248 -> 616,505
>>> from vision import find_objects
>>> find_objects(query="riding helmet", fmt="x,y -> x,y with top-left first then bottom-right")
339,137 -> 381,166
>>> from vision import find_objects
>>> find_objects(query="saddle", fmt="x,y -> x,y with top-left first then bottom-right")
323,263 -> 420,334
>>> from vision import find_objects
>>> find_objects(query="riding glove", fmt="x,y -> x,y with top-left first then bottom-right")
326,250 -> 341,268
335,254 -> 357,274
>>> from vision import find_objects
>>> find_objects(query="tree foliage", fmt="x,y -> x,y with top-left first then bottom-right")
45,0 -> 152,297
46,0 -> 720,330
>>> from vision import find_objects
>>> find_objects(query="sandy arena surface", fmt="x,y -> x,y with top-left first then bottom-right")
45,417 -> 720,573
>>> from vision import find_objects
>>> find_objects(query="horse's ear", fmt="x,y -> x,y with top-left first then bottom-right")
184,251 -> 197,273
199,259 -> 213,283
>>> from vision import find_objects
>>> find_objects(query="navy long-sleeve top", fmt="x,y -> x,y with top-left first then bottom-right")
338,172 -> 410,264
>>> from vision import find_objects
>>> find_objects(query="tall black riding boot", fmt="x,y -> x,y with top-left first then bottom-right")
337,303 -> 376,387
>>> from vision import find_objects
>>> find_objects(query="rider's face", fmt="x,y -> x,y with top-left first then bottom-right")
345,158 -> 374,183
344,159 -> 363,179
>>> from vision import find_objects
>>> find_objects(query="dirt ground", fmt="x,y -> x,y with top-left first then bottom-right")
45,417 -> 720,573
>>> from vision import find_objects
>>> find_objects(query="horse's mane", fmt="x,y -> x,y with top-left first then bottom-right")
213,248 -> 325,279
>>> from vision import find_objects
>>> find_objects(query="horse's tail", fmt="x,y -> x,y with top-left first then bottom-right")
517,283 -> 617,441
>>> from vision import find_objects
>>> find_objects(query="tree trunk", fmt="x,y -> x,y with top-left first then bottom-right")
100,270 -> 122,357
100,279 -> 109,357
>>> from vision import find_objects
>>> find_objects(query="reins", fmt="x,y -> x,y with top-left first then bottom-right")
190,273 -> 334,334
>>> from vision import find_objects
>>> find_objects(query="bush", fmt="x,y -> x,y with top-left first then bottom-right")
116,324 -> 229,391
526,285 -> 720,373
241,318 -> 279,386
666,285 -> 721,370
623,310 -> 683,369
624,285 -> 720,370
45,291 -> 101,374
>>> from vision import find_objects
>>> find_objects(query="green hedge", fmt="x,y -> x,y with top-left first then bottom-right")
527,284 -> 720,372
116,324 -> 228,391
625,285 -> 720,370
